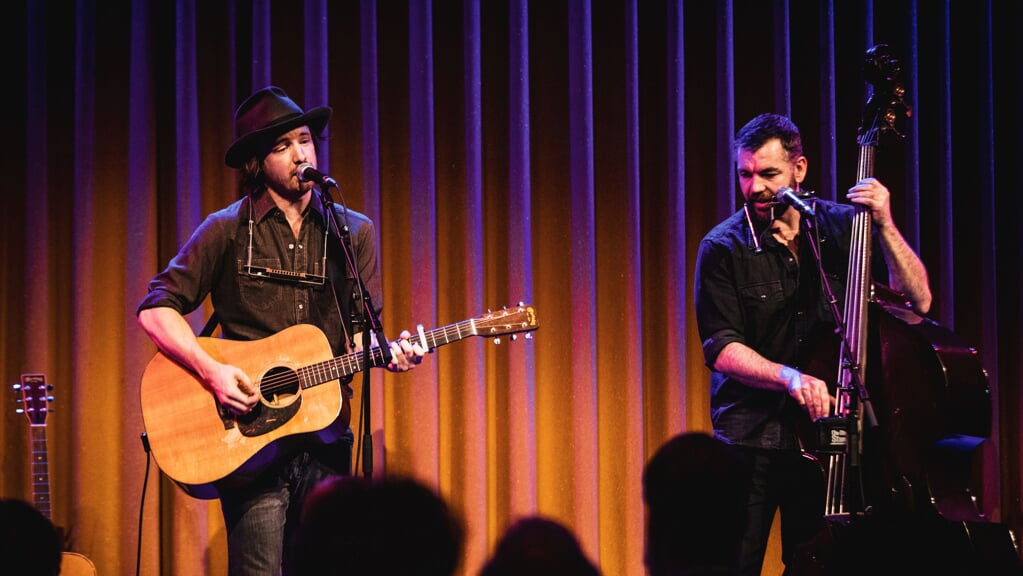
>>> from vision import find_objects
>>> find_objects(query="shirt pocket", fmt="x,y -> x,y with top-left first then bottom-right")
237,257 -> 285,312
739,280 -> 785,306
739,280 -> 786,341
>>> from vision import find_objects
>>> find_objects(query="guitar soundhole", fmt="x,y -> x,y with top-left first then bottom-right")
259,366 -> 301,407
235,366 -> 302,436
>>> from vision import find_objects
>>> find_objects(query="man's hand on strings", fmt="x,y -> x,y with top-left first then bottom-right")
205,363 -> 259,415
847,177 -> 894,230
782,366 -> 834,421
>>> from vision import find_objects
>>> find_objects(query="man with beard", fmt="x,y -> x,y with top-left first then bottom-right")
694,113 -> 931,576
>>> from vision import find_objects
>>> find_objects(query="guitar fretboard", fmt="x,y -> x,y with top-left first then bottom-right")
29,425 -> 52,519
298,319 -> 478,388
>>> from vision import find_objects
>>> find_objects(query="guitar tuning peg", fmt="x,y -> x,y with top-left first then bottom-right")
46,396 -> 55,402
510,334 -> 518,341
12,383 -> 21,391
15,408 -> 24,414
493,337 -> 501,345
517,301 -> 524,306
524,333 -> 533,340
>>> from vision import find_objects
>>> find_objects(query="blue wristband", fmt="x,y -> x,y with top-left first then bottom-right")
780,365 -> 802,392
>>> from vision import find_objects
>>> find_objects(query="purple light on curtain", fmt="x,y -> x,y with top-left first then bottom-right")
567,0 -> 599,534
408,0 -> 438,301
903,2 -> 923,250
936,0 -> 954,327
507,0 -> 537,513
716,0 -> 736,219
127,0 -> 155,304
773,0 -> 792,117
361,0 -> 381,224
463,0 -> 484,293
816,0 -> 837,202
305,0 -> 331,168
25,0 -> 50,361
175,0 -> 202,261
666,0 -> 687,427
252,0 -> 272,87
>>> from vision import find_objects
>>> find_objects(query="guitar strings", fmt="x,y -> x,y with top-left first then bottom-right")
247,316 -> 512,396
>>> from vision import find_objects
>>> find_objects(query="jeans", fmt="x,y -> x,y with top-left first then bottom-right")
220,436 -> 352,576
736,447 -> 824,576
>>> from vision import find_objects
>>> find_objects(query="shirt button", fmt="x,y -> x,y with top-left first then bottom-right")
298,243 -> 304,250
289,243 -> 295,250
298,304 -> 304,310
759,294 -> 767,301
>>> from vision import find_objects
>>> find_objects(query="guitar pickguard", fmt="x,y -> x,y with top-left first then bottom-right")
234,365 -> 302,436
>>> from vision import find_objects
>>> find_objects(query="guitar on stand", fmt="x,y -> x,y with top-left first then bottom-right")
14,373 -> 98,576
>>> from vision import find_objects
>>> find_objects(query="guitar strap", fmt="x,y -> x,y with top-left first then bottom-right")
199,311 -> 220,337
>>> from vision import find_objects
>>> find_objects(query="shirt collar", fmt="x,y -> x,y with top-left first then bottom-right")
249,190 -> 327,227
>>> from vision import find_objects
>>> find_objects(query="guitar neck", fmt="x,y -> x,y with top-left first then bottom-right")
303,319 -> 478,389
28,424 -> 53,520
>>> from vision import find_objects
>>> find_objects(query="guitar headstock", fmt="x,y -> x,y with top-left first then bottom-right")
14,373 -> 52,426
475,303 -> 539,343
859,43 -> 911,146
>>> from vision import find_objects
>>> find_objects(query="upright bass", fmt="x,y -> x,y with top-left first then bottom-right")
793,44 -> 1021,574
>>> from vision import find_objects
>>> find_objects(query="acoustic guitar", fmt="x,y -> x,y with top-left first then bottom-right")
140,304 -> 538,499
15,373 -> 99,576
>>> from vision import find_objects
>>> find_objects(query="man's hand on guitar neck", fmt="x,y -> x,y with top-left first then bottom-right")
352,329 -> 428,373
386,330 -> 427,372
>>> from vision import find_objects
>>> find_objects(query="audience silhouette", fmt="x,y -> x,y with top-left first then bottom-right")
643,432 -> 750,576
479,515 -> 601,576
286,474 -> 464,576
0,497 -> 63,576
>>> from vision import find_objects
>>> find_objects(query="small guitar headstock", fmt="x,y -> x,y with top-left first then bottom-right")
14,373 -> 53,426
476,303 -> 539,344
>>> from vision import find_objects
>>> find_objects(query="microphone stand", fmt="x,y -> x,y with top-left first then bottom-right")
803,207 -> 877,515
317,182 -> 390,480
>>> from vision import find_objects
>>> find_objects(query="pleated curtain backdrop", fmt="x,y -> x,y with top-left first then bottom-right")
2,1 -> 1021,575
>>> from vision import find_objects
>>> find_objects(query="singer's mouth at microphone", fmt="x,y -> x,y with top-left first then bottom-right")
749,193 -> 776,209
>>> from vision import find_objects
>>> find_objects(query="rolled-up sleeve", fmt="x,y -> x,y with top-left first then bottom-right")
695,238 -> 745,369
137,213 -> 230,317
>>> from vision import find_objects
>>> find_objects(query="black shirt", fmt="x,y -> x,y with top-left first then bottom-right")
138,190 -> 381,358
694,199 -> 888,450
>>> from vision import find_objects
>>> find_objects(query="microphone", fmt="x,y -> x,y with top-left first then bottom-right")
297,163 -> 338,188
775,186 -> 816,218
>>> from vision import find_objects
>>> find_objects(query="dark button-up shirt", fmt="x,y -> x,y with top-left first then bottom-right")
695,199 -> 888,450
138,191 -> 382,358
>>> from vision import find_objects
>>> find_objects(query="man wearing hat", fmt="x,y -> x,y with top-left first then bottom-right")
137,86 -> 426,575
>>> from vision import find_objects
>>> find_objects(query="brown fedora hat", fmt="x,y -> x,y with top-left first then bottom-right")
225,86 -> 332,168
